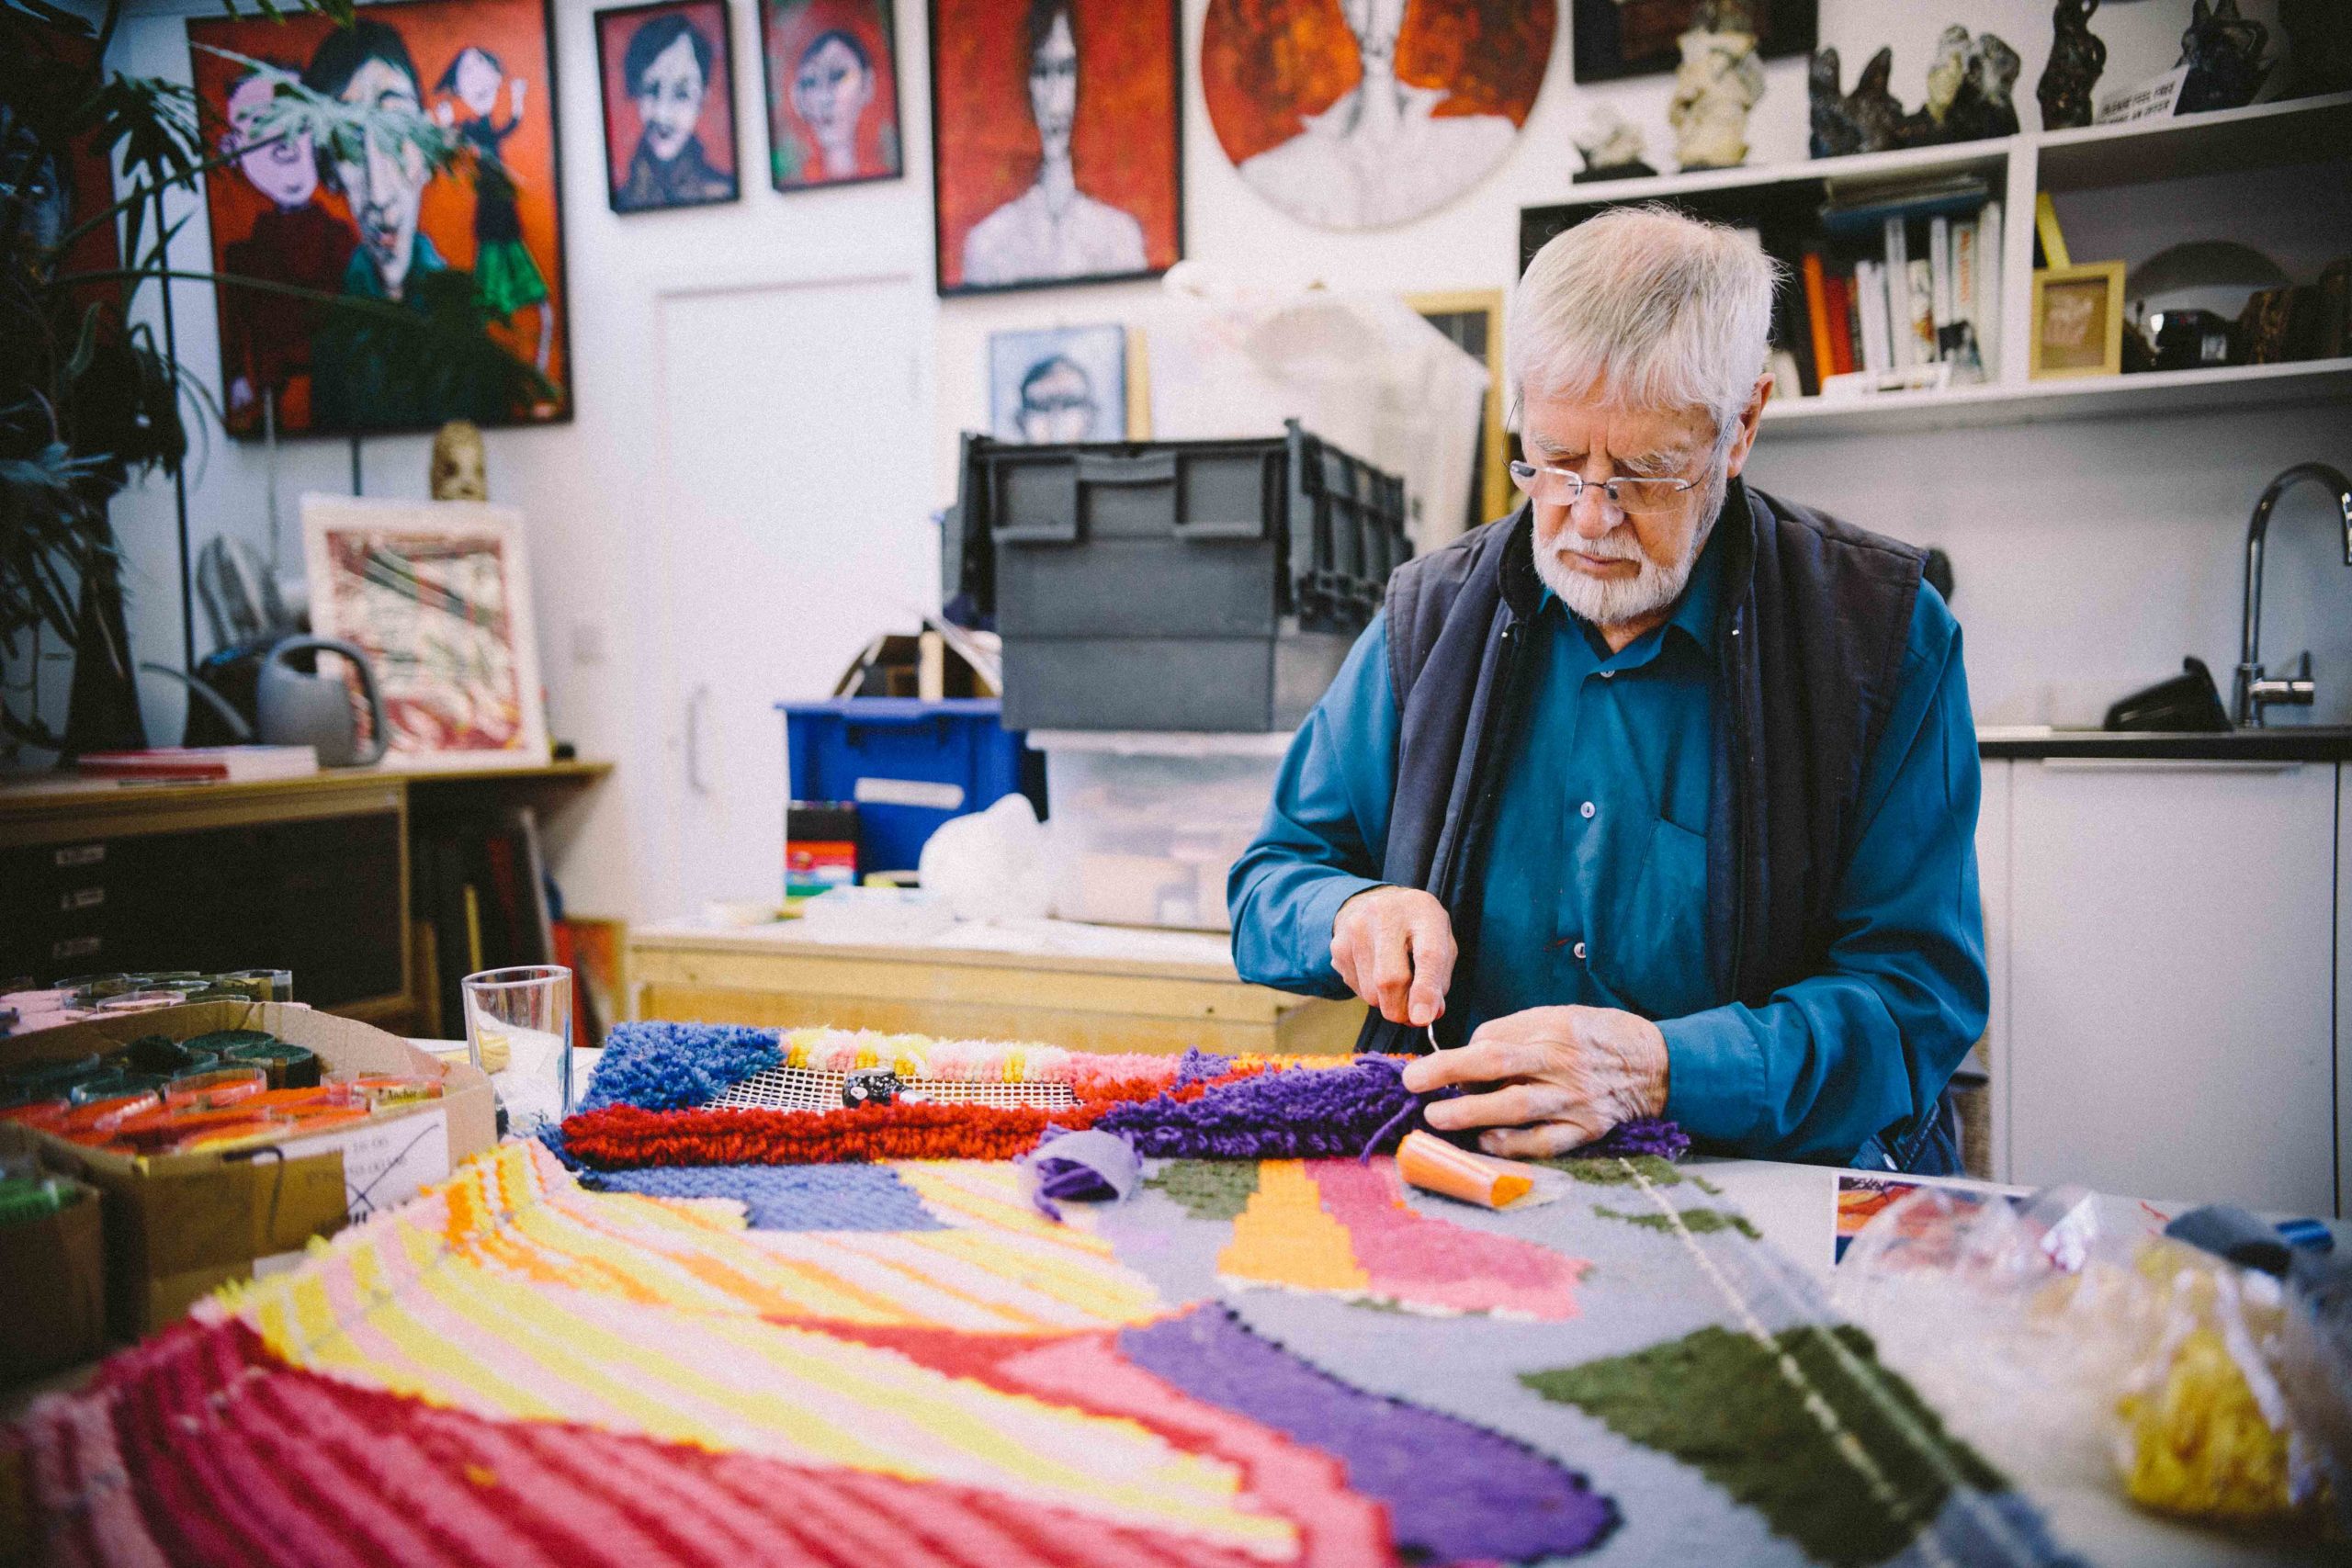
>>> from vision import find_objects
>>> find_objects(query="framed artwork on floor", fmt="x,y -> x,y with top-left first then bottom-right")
1406,289 -> 1510,531
930,0 -> 1182,296
2030,260 -> 2124,379
594,0 -> 741,213
1571,0 -> 1815,84
301,495 -> 549,771
187,0 -> 573,437
1203,0 -> 1553,231
762,0 -> 905,190
987,323 -> 1127,442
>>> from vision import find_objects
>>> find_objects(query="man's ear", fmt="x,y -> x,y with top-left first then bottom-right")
1721,373 -> 1770,479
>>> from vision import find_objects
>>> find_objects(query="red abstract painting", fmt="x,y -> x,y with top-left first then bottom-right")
1202,0 -> 1554,231
929,0 -> 1181,295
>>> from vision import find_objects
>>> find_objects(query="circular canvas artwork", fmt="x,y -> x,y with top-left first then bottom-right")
1203,0 -> 1555,231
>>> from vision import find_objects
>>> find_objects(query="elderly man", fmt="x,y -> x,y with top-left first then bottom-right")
1229,207 -> 1984,1174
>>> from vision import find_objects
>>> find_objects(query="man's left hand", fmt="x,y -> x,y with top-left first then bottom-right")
1398,1006 -> 1669,1158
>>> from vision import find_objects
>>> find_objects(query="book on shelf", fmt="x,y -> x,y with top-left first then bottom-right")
75,745 -> 319,783
1976,200 -> 2004,378
1792,197 -> 2003,397
1824,272 -> 1857,377
1883,218 -> 1915,370
1800,254 -> 1835,397
1905,258 -> 1938,366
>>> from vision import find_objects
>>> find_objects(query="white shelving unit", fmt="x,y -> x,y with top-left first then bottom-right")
1521,91 -> 2352,440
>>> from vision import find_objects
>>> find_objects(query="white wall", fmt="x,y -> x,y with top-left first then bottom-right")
67,0 -> 2347,927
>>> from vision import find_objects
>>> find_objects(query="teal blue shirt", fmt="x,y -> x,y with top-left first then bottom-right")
1227,524 -> 1987,1165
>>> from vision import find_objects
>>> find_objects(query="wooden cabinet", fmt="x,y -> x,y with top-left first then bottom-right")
2004,759 -> 2335,1213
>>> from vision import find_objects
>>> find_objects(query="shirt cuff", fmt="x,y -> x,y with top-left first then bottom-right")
1659,1006 -> 1764,1146
1295,874 -> 1385,987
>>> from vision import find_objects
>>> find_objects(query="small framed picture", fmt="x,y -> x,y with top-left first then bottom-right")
988,324 -> 1128,442
930,0 -> 1182,296
2030,260 -> 2125,379
302,495 -> 550,771
763,0 -> 905,191
595,0 -> 741,213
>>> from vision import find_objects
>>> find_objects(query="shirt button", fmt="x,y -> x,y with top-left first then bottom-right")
1573,941 -> 1588,961
1579,801 -> 1596,819
1600,670 -> 1615,680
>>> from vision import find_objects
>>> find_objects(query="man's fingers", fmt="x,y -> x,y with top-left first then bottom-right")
1366,915 -> 1418,1023
1329,930 -> 1361,997
1420,1082 -> 1562,1132
1477,1122 -> 1592,1159
1400,1033 -> 1555,1094
1403,910 -> 1456,1028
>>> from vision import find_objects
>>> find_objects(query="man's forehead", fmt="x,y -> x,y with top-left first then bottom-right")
1522,398 -> 1712,459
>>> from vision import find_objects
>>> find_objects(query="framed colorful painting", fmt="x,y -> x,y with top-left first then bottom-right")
930,0 -> 1182,295
1203,0 -> 1553,231
594,0 -> 741,213
300,495 -> 549,771
187,0 -> 573,438
763,0 -> 904,190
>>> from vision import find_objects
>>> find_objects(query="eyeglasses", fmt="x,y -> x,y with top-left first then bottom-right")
1509,460 -> 1702,515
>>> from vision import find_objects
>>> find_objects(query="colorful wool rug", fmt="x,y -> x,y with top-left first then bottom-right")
9,1025 -> 2077,1567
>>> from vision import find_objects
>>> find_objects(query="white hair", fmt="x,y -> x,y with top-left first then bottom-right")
1507,205 -> 1783,438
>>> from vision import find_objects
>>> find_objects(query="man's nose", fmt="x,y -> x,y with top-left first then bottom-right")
1566,487 -> 1620,539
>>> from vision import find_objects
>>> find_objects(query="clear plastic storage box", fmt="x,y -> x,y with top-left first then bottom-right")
1034,731 -> 1293,931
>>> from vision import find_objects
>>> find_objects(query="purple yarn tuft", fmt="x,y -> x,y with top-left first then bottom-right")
1093,1054 -> 1692,1166
1581,1115 -> 1690,1162
1170,1047 -> 1237,1089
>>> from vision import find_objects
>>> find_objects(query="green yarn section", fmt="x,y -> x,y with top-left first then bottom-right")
1145,1160 -> 1261,1221
1539,1154 -> 1686,1188
1521,1324 -> 2007,1568
1593,1204 -> 1759,1240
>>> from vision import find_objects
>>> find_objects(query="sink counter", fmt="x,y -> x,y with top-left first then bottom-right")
1976,726 -> 2352,761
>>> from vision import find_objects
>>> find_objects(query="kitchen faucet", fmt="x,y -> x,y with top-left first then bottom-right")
2233,461 -> 2352,728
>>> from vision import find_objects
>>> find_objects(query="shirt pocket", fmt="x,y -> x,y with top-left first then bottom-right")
1600,816 -> 1715,1020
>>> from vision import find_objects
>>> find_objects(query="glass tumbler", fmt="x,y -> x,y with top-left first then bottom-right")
461,965 -> 573,1139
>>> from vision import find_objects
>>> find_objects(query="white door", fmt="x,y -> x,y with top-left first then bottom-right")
2007,759 -> 2335,1213
650,276 -> 930,919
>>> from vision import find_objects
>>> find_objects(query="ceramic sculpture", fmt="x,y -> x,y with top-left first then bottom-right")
1668,1 -> 1766,171
2037,0 -> 2107,130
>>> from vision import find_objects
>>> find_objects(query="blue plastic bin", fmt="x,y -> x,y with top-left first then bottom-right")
780,698 -> 1046,876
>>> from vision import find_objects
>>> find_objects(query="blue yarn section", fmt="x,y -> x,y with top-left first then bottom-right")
582,1163 -> 944,1231
577,1021 -> 783,1112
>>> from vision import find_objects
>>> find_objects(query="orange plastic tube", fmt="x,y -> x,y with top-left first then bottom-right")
1396,1129 -> 1538,1209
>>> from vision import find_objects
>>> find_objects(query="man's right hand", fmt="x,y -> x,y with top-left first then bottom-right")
1330,886 -> 1455,1028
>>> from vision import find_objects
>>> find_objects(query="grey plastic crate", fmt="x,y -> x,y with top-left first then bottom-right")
948,421 -> 1408,732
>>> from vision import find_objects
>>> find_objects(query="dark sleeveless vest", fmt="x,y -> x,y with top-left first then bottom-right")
1363,477 -> 1958,1172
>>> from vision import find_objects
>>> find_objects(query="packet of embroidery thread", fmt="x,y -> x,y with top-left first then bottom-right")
1396,1130 -> 1560,1212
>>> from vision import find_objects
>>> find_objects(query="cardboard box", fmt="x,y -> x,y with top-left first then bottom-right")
0,1001 -> 493,1337
0,1128 -> 106,1383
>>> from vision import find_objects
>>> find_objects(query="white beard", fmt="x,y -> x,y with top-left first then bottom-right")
1532,471 -> 1725,631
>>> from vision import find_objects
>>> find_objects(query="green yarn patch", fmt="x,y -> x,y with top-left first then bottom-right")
1594,1204 -> 1759,1240
1145,1159 -> 1261,1221
1539,1154 -> 1686,1188
1521,1324 -> 2006,1568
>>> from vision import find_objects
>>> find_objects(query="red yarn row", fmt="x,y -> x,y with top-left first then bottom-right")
558,1071 -> 1246,1169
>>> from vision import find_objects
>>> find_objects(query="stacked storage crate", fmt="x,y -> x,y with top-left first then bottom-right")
948,421 -> 1409,931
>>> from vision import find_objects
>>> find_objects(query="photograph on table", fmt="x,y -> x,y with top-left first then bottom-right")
2030,259 -> 2125,379
300,494 -> 549,771
594,0 -> 740,213
987,322 -> 1127,442
1202,0 -> 1554,231
763,0 -> 904,190
1571,0 -> 1815,84
187,0 -> 571,437
930,0 -> 1182,295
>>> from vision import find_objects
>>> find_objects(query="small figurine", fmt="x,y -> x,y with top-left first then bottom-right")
1946,34 -> 2023,141
1573,107 -> 1657,183
2037,0 -> 2107,130
1808,49 -> 1861,158
429,420 -> 489,502
1843,46 -> 1907,152
2176,0 -> 2271,113
1668,1 -> 1766,172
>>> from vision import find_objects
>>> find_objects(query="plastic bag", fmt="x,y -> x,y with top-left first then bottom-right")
1833,1182 -> 2338,1540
